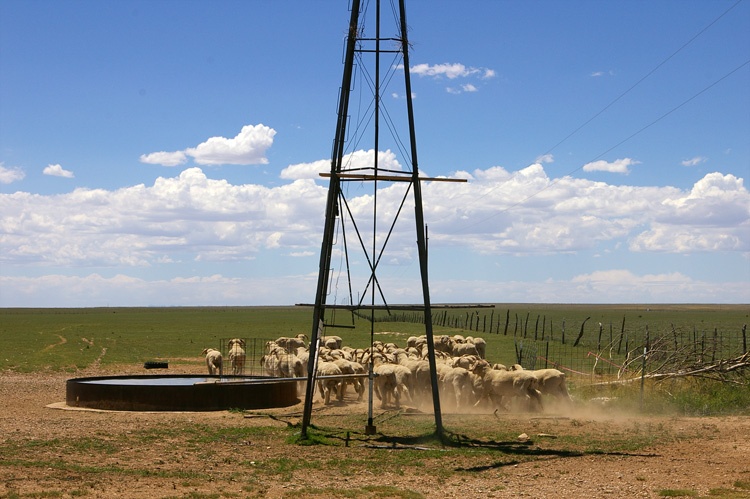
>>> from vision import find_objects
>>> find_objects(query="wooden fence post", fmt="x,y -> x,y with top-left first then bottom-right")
573,316 -> 590,347
504,309 -> 510,336
549,320 -> 553,342
524,312 -> 530,339
712,328 -> 717,362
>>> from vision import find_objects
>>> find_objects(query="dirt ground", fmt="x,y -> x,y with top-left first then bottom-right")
1,364 -> 749,499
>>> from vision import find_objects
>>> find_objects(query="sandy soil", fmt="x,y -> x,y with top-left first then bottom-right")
1,364 -> 749,499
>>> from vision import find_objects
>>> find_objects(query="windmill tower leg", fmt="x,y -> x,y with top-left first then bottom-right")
300,0 -> 445,442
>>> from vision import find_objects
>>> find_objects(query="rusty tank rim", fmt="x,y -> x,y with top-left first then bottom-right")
66,374 -> 299,411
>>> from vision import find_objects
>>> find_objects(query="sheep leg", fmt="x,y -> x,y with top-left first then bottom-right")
317,380 -> 326,401
324,382 -> 333,405
336,381 -> 345,401
528,388 -> 543,412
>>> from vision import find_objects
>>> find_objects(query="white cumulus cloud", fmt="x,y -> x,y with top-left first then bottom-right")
43,164 -> 74,178
139,151 -> 187,167
139,124 -> 276,167
583,158 -> 639,174
1,161 -> 748,306
682,156 -> 707,167
280,149 -> 403,181
410,63 -> 477,79
0,163 -> 25,184
400,62 -> 495,94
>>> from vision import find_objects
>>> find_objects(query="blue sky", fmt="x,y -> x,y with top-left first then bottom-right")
1,0 -> 749,307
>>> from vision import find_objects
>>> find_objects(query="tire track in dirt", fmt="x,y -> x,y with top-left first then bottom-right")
41,334 -> 67,352
91,347 -> 107,368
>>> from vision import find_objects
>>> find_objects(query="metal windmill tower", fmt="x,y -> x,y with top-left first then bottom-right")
300,0 -> 466,440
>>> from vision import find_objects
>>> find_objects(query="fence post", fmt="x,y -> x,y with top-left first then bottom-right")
524,312 -> 530,339
743,324 -> 747,353
549,320 -> 553,342
573,317 -> 590,347
712,328 -> 717,362
504,309 -> 510,336
640,346 -> 647,411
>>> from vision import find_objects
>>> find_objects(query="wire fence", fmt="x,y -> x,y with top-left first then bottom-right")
371,309 -> 748,381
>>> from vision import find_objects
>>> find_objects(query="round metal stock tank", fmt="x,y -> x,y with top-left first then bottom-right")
66,375 -> 299,411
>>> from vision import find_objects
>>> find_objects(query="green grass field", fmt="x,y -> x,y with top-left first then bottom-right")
0,304 -> 750,371
1,304 -> 747,373
2,305 -> 748,416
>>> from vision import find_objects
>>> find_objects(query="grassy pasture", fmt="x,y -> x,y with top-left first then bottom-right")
1,304 -> 747,373
3,303 -> 747,416
1,306 -> 749,498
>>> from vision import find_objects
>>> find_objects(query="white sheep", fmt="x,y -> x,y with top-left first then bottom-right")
333,358 -> 365,401
316,361 -> 343,405
434,335 -> 454,354
437,364 -> 474,410
322,335 -> 343,350
274,334 -> 308,353
515,366 -> 573,405
371,356 -> 400,409
471,360 -> 542,412
451,342 -> 479,358
227,338 -> 246,375
450,354 -> 480,371
394,350 -> 431,405
201,348 -> 222,375
465,336 -> 487,359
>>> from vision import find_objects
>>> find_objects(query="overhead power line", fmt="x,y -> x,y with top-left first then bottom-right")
540,0 -> 745,158
462,0 -> 745,210
454,58 -> 750,233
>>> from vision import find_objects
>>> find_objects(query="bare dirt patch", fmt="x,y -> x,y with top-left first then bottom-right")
1,364 -> 749,499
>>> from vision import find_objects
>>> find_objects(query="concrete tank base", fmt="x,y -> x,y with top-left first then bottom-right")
66,375 -> 299,411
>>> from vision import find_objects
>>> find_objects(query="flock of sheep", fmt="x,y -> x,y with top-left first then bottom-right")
203,333 -> 573,413
201,338 -> 247,376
